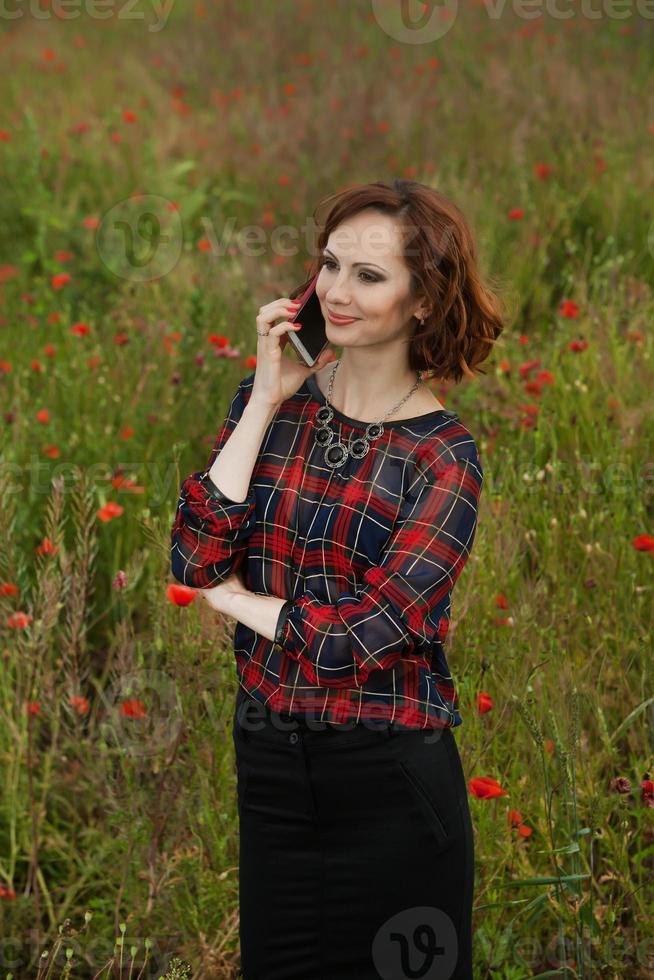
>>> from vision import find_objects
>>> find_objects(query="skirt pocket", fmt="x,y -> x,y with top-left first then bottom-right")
396,757 -> 450,848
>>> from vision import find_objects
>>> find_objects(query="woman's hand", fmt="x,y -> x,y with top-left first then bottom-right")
250,295 -> 337,409
198,570 -> 250,615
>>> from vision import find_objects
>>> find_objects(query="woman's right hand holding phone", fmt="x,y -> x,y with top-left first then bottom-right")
250,297 -> 336,409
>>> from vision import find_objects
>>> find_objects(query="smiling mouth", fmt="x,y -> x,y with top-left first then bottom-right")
327,310 -> 359,322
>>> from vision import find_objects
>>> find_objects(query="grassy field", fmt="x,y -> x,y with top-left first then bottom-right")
1,0 -> 653,976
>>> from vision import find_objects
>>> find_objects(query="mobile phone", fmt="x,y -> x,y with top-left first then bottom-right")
285,272 -> 329,367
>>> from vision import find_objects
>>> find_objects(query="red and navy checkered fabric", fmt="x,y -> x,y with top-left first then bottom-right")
171,372 -> 484,730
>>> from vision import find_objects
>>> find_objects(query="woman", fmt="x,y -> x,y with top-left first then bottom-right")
170,179 -> 504,979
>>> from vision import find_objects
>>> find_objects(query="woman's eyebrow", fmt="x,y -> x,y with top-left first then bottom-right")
322,247 -> 388,272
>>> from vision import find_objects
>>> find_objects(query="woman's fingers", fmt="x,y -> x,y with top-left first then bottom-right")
256,300 -> 301,341
269,319 -> 301,335
258,298 -> 301,323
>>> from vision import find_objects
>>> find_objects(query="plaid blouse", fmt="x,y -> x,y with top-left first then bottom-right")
170,371 -> 484,730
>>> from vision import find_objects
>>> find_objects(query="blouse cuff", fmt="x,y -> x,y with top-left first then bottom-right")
273,599 -> 295,649
199,469 -> 244,504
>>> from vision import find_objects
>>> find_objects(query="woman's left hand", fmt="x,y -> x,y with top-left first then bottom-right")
198,570 -> 250,614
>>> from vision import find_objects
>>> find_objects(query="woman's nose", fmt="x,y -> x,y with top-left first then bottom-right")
325,287 -> 352,305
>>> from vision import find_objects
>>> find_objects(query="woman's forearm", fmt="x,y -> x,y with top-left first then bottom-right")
208,398 -> 279,503
227,590 -> 288,644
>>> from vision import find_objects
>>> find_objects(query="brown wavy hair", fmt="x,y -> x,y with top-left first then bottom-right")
290,179 -> 505,384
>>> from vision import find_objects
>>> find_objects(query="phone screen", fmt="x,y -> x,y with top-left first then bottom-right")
286,272 -> 329,367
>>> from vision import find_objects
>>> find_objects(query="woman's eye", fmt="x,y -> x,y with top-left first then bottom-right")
321,258 -> 378,283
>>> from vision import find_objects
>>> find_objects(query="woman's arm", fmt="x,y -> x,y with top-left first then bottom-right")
198,575 -> 289,645
170,377 -> 277,588
204,390 -> 278,503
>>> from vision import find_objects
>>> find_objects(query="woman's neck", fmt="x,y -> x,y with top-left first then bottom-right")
316,359 -> 436,421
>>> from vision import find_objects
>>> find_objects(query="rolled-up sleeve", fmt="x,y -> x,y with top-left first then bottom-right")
170,376 -> 257,588
277,454 -> 483,688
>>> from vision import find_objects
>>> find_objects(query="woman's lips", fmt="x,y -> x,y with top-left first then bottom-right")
327,311 -> 359,325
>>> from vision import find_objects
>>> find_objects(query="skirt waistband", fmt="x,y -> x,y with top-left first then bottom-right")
234,683 -> 452,742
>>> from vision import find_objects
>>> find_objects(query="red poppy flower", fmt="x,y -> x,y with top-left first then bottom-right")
519,359 -> 541,380
167,583 -> 197,607
632,535 -> 654,553
8,612 -> 32,629
120,698 -> 147,719
469,776 -> 508,800
97,502 -> 124,523
534,162 -> 553,180
51,272 -> 71,290
36,537 -> 57,556
111,474 -> 144,494
69,695 -> 90,716
477,691 -> 494,715
0,265 -> 19,282
559,299 -> 579,318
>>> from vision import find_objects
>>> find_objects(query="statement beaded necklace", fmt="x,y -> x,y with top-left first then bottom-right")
312,360 -> 424,471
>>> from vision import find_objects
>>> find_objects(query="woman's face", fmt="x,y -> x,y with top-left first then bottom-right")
315,209 -> 426,350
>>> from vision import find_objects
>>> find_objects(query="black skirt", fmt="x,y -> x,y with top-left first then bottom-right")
232,685 -> 475,980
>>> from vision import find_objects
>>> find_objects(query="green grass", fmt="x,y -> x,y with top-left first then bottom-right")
0,1 -> 653,976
